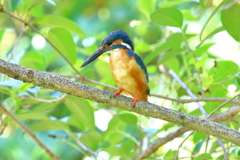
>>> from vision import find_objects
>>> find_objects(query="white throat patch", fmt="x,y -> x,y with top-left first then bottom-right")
121,42 -> 132,50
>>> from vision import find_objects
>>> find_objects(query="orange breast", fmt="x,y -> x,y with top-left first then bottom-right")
109,49 -> 149,102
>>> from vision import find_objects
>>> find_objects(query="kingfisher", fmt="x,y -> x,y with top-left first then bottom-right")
80,30 -> 150,107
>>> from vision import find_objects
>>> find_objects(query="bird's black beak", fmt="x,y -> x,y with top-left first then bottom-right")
80,46 -> 111,68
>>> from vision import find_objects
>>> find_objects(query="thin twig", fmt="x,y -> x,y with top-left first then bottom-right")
181,30 -> 204,97
1,9 -> 84,81
133,105 -> 240,159
1,20 -> 25,82
206,94 -> 240,119
0,103 -> 60,160
0,123 -> 7,135
169,69 -> 207,116
205,135 -> 210,153
169,69 -> 229,159
76,139 -> 105,160
175,130 -> 195,160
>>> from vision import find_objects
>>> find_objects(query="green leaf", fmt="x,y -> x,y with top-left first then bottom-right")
47,27 -> 77,64
199,0 -> 204,7
104,145 -> 126,156
17,112 -> 49,120
159,0 -> 193,8
192,141 -> 204,155
20,51 -> 46,70
150,8 -> 183,28
209,61 -> 239,83
16,0 -> 46,12
31,103 -> 57,112
121,140 -> 135,155
166,33 -> 183,49
0,29 -> 6,42
30,120 -> 70,131
195,43 -> 215,56
197,26 -> 224,48
182,10 -> 198,21
144,43 -> 169,65
193,153 -> 213,160
67,115 -> 86,131
221,1 -> 240,42
11,0 -> 23,11
163,149 -> 173,160
0,86 -> 11,95
166,33 -> 196,49
119,113 -> 138,125
34,15 -> 86,37
64,96 -> 95,130
158,49 -> 184,64
137,0 -> 155,17
79,131 -> 101,151
199,0 -> 228,40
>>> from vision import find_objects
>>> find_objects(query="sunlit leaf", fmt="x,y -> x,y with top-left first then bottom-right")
166,33 -> 195,49
194,153 -> 213,160
79,131 -> 101,151
195,43 -> 215,56
16,0 -> 46,12
30,120 -> 70,131
221,1 -> 240,42
67,115 -> 86,131
150,8 -> 183,28
138,0 -> 155,17
47,27 -> 77,64
199,0 -> 204,7
0,29 -> 5,42
20,51 -> 46,70
119,113 -> 138,125
197,26 -> 224,48
209,61 -> 239,83
144,43 -> 169,65
163,149 -> 174,160
121,140 -> 135,154
159,0 -> 194,8
64,96 -> 95,130
158,49 -> 184,64
34,15 -> 86,37
17,112 -> 49,120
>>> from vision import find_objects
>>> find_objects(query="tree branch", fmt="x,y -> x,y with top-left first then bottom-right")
0,59 -> 240,146
0,103 -> 60,160
50,72 -> 240,106
133,105 -> 240,159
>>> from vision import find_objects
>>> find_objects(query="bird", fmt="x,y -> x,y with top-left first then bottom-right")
80,30 -> 150,107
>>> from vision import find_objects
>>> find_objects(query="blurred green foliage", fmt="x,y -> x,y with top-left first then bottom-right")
0,0 -> 240,159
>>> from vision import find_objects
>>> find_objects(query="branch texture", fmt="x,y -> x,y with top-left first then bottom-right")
0,59 -> 240,146
134,105 -> 240,159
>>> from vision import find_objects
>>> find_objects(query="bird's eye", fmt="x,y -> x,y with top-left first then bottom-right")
106,41 -> 112,46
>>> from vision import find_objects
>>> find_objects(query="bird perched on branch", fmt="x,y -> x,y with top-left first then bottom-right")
80,30 -> 150,107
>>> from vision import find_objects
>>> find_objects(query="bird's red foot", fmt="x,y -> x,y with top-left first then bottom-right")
114,90 -> 122,96
132,93 -> 140,107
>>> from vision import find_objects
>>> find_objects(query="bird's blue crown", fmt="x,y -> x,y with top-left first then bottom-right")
101,30 -> 134,51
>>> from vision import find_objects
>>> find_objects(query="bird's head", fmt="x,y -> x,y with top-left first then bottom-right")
80,30 -> 134,68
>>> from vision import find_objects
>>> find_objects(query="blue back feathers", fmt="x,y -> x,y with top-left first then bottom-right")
101,30 -> 134,51
127,50 -> 149,83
